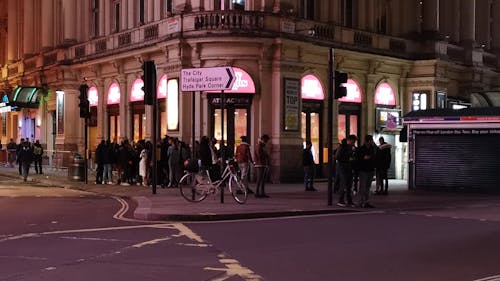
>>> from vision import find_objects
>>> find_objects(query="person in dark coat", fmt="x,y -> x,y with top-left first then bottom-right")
335,135 -> 357,207
16,138 -> 25,175
375,136 -> 392,195
18,139 -> 33,182
95,140 -> 105,184
303,140 -> 316,191
357,135 -> 377,208
254,134 -> 270,198
33,140 -> 44,174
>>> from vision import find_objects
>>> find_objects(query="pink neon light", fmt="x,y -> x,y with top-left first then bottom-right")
157,74 -> 167,98
107,82 -> 121,105
301,74 -> 324,100
374,82 -> 396,106
339,79 -> 362,103
130,79 -> 144,102
88,86 -> 98,107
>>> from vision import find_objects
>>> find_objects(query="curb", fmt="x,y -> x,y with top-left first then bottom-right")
133,207 -> 364,222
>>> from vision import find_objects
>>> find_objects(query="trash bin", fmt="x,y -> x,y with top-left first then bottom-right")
68,154 -> 85,181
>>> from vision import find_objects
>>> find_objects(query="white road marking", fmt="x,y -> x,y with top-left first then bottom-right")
60,236 -> 124,242
132,237 -> 172,248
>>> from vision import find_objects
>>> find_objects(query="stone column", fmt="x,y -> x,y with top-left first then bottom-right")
147,0 -> 155,22
41,0 -> 54,51
63,0 -> 77,44
422,0 -> 440,38
117,76 -> 128,141
23,0 -> 34,55
7,1 -> 18,62
127,0 -> 135,28
95,80 -> 105,142
460,0 -> 476,47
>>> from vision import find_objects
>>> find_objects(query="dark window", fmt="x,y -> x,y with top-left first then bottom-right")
341,0 -> 353,28
233,0 -> 245,10
114,2 -> 120,32
139,0 -> 145,24
92,0 -> 99,37
300,0 -> 315,20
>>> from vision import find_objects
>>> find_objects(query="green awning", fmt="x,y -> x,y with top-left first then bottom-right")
12,86 -> 44,108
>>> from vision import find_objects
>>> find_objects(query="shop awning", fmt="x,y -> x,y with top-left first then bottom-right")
12,86 -> 44,108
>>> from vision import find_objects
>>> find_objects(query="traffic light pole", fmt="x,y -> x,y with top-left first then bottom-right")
84,117 -> 88,184
327,48 -> 334,206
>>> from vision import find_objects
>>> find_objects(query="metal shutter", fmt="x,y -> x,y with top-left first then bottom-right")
415,134 -> 500,191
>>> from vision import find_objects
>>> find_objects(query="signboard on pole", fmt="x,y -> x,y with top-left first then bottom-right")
181,67 -> 235,92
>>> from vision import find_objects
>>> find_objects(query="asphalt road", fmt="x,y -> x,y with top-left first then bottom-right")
2,181 -> 500,281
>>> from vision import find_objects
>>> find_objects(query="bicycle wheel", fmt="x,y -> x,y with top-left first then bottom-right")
179,172 -> 207,202
229,175 -> 247,204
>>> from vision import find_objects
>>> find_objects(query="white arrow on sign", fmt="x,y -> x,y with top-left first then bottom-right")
180,67 -> 235,92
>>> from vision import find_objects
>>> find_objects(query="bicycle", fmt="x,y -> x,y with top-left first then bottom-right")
179,158 -> 248,204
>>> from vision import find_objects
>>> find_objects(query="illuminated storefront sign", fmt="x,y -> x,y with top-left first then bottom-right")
130,79 -> 145,102
339,79 -> 362,103
88,86 -> 98,107
376,108 -> 402,130
107,83 -> 121,105
167,79 -> 179,131
374,82 -> 396,106
301,74 -> 324,100
157,74 -> 168,98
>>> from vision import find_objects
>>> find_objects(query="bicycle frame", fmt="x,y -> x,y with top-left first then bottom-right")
180,158 -> 247,204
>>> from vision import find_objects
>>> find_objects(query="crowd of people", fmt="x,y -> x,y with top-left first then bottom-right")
92,134 -> 273,199
332,134 -> 392,208
5,138 -> 44,182
93,137 -> 189,187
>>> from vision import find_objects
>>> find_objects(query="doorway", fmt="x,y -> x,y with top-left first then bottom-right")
338,103 -> 361,142
209,94 -> 251,155
301,101 -> 323,176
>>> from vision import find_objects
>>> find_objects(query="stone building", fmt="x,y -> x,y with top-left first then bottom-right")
0,0 -> 498,181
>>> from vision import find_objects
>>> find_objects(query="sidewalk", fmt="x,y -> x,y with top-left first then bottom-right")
0,165 -> 498,221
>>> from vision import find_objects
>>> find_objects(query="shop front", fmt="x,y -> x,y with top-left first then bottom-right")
373,82 -> 400,179
11,86 -> 45,142
88,86 -> 99,151
107,82 -> 120,142
338,79 -> 362,142
157,74 -> 168,138
130,78 -> 146,142
208,67 -> 255,154
300,74 -> 324,175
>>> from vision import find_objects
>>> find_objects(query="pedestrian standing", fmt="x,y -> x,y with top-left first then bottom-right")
357,135 -> 377,208
167,138 -> 181,187
102,140 -> 114,184
16,138 -> 25,175
254,134 -> 270,198
139,141 -> 150,186
303,140 -> 317,191
235,136 -> 254,194
95,140 -> 105,184
375,136 -> 392,195
336,135 -> 357,207
18,139 -> 33,182
33,140 -> 44,174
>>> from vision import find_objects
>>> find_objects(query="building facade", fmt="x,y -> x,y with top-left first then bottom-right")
0,0 -> 499,181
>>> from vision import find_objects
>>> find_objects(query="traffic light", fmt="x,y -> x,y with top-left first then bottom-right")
78,84 -> 90,119
334,71 -> 348,99
141,61 -> 157,105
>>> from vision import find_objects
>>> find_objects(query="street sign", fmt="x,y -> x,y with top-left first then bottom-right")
181,67 -> 235,92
